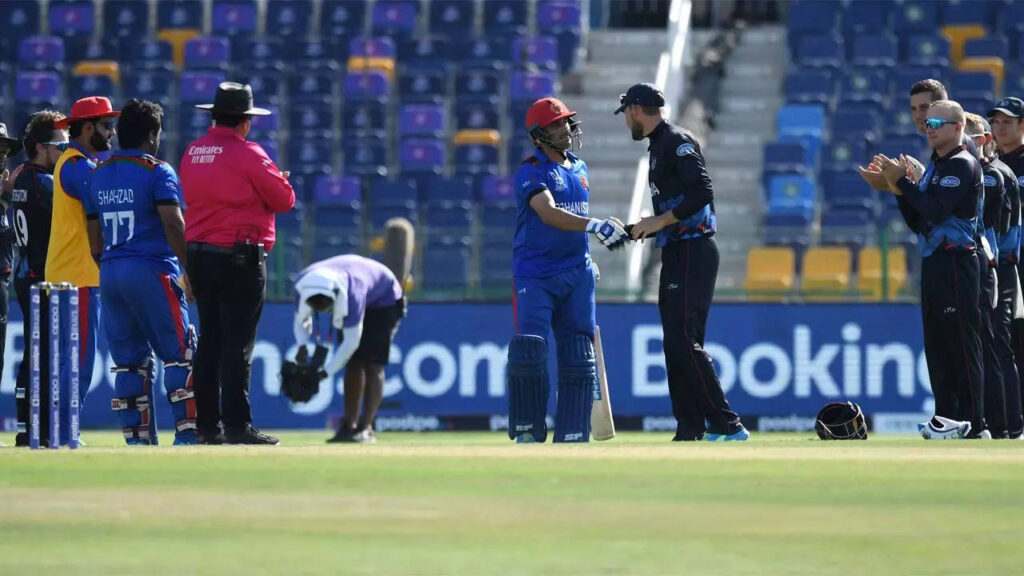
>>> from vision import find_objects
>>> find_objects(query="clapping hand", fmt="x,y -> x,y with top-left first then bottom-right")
872,154 -> 908,189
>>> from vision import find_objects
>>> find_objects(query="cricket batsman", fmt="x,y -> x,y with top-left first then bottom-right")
84,99 -> 198,445
507,96 -> 628,443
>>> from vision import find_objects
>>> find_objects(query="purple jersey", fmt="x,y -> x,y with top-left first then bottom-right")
296,255 -> 402,328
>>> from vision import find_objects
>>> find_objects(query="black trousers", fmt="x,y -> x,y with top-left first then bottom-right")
187,243 -> 266,434
13,275 -> 55,444
978,253 -> 1006,436
920,250 -> 984,433
659,236 -> 742,439
1002,263 -> 1024,437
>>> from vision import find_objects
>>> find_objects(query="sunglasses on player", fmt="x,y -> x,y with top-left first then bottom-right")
924,117 -> 958,130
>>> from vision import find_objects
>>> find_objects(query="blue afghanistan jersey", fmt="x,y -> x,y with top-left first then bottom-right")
512,148 -> 592,278
84,150 -> 183,271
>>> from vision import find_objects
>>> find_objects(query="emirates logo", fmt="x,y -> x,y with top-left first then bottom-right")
549,100 -> 564,114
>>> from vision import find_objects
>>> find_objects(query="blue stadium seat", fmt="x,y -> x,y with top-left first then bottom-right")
289,139 -> 335,172
266,0 -> 313,39
783,70 -> 835,106
841,68 -> 889,104
19,36 -> 65,72
0,2 -> 41,57
538,1 -> 583,31
454,141 -> 501,174
762,141 -> 809,193
422,237 -> 471,291
289,71 -> 337,104
1006,63 -> 1024,99
125,68 -> 176,108
399,138 -> 445,178
425,174 -> 474,202
509,71 -> 556,107
398,104 -> 445,139
456,37 -> 511,71
941,1 -> 992,26
104,0 -> 151,49
70,75 -> 115,102
903,34 -> 951,67
894,66 -> 947,97
841,1 -> 892,34
233,39 -> 286,71
821,140 -> 867,173
425,199 -> 472,239
430,0 -> 476,36
288,40 -> 344,71
794,34 -> 843,70
484,0 -> 528,31
894,0 -> 939,33
481,174 -> 515,205
777,104 -> 825,139
820,208 -> 872,248
238,71 -> 285,105
248,106 -> 281,141
211,1 -> 258,39
551,28 -> 582,72
456,101 -> 501,130
831,109 -> 880,145
178,108 -> 213,142
763,216 -> 811,253
822,170 -> 875,211
343,71 -> 389,103
512,36 -> 559,72
78,39 -> 119,61
951,71 -> 995,100
158,0 -> 204,30
48,0 -> 95,42
343,139 -> 389,177
766,175 -> 815,222
882,107 -> 920,138
349,36 -> 396,58
290,168 -> 332,202
315,175 -> 362,207
873,137 -> 927,164
369,202 -> 418,232
507,140 -> 537,174
321,0 -> 368,37
957,97 -> 992,117
370,177 -> 418,205
964,36 -> 1008,60
126,40 -> 175,71
14,71 -> 61,104
398,36 -> 452,71
343,102 -> 387,139
371,0 -> 420,39
479,243 -> 513,290
180,72 -> 226,104
787,1 -> 838,36
850,34 -> 896,68
184,36 -> 232,70
1004,2 -> 1024,34
398,69 -> 447,104
289,104 -> 335,140
455,70 -> 503,104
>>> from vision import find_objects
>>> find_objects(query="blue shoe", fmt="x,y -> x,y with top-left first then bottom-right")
173,432 -> 199,446
705,427 -> 750,442
516,433 -> 536,444
125,438 -> 152,446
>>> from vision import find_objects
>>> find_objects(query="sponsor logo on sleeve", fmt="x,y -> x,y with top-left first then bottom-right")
676,143 -> 696,157
984,175 -> 997,187
939,175 -> 960,188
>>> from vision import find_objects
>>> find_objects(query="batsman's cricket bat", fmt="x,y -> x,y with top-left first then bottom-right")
591,326 -> 616,441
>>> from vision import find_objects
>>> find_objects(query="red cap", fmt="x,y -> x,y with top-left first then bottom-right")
55,97 -> 121,129
526,97 -> 576,131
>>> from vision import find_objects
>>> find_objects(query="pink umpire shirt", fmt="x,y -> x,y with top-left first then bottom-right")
179,125 -> 295,251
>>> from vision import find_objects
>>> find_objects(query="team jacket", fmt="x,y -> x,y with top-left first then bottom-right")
9,163 -> 54,279
997,145 -> 1024,264
645,120 -> 716,247
896,145 -> 982,258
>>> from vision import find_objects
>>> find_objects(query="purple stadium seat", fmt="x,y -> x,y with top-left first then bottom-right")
370,178 -> 417,206
249,105 -> 281,133
180,72 -> 227,103
266,0 -> 313,38
19,36 -> 65,67
212,1 -> 258,37
315,175 -> 362,206
14,71 -> 61,102
343,71 -> 389,102
425,175 -> 474,202
509,71 -> 556,103
399,139 -> 445,173
184,36 -> 232,69
512,36 -> 559,71
371,0 -> 419,37
537,1 -> 582,30
49,0 -> 94,37
398,104 -> 445,138
481,175 -> 515,204
349,36 -> 396,58
1,2 -> 41,54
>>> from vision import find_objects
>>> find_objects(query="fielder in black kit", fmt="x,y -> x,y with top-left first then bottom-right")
616,83 -> 747,442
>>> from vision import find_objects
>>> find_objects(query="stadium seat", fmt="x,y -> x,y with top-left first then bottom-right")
841,1 -> 891,34
964,36 -> 1008,60
903,34 -> 951,67
941,25 -> 986,66
399,138 -> 445,181
894,66 -> 947,97
290,168 -> 331,202
347,56 -> 396,82
125,40 -> 175,71
156,29 -> 201,69
801,246 -> 852,301
125,68 -> 176,108
344,70 -> 390,103
248,105 -> 281,141
821,140 -> 867,174
315,175 -> 362,207
343,139 -> 389,178
794,34 -> 843,70
787,1 -> 838,35
425,199 -> 472,239
321,0 -> 368,37
509,71 -> 556,108
370,177 -> 418,207
421,236 -> 471,291
343,102 -> 387,139
350,36 -> 396,59
850,34 -> 897,68
783,70 -> 835,106
841,68 -> 888,104
744,246 -> 795,301
399,36 -> 452,71
266,0 -> 313,39
371,0 -> 420,40
398,69 -> 447,104
858,246 -> 908,300
481,174 -> 515,205
951,70 -> 995,100
831,109 -> 880,146
763,215 -> 811,253
456,101 -> 501,131
958,57 -> 1004,97
180,72 -> 226,104
455,70 -> 504,104
1006,63 -> 1024,100
823,170 -> 875,211
19,36 -> 65,72
234,39 -> 286,71
777,104 -> 825,139
0,1 -> 41,57
288,105 -> 334,140
430,0 -> 476,36
456,37 -> 511,71
158,0 -> 204,30
1004,2 -> 1024,34
288,39 -> 345,71
288,139 -> 335,173
820,208 -> 873,248
72,60 -> 119,84
485,0 -> 528,31
211,1 -> 258,40
538,1 -> 583,31
104,0 -> 151,50
512,36 -> 559,72
766,175 -> 815,222
69,74 -> 116,102
762,141 -> 809,193
14,71 -> 61,104
425,174 -> 474,202
289,71 -> 337,104
238,70 -> 285,105
48,0 -> 95,43
184,36 -> 232,70
454,130 -> 502,174
942,3 -> 991,27
894,0 -> 939,33
399,104 -> 446,139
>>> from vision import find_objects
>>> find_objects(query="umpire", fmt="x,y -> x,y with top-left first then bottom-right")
617,83 -> 747,442
179,83 -> 296,445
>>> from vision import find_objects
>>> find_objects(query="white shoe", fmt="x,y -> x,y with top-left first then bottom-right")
977,430 -> 992,440
918,416 -> 971,440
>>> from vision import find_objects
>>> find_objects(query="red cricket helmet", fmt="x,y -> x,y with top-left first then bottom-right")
525,97 -> 576,132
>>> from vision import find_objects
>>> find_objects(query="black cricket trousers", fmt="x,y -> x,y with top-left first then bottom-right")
187,242 -> 266,435
659,236 -> 742,440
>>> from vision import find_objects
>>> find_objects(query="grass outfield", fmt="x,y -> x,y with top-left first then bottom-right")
1,431 -> 1023,575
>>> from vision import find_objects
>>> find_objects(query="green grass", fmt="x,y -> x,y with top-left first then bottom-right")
2,431 -> 1023,575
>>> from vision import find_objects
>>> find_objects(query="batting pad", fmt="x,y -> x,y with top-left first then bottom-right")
507,334 -> 549,443
555,334 -> 595,443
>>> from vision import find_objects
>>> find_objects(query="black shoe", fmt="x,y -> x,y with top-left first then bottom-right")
197,429 -> 227,445
15,432 -> 28,447
326,426 -> 359,443
225,425 -> 279,445
672,432 -> 703,441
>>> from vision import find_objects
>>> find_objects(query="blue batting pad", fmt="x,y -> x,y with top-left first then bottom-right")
507,334 -> 549,442
555,334 -> 595,443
